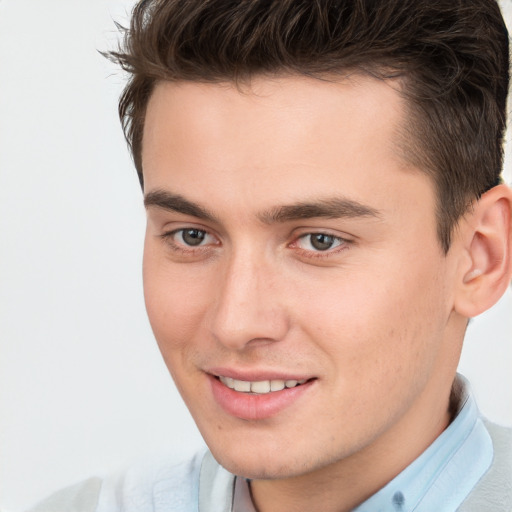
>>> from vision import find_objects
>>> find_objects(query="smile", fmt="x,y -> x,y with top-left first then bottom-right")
210,373 -> 315,420
218,376 -> 308,394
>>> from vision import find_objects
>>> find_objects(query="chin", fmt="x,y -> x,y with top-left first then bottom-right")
206,436 -> 338,480
212,451 -> 301,480
199,428 -> 302,479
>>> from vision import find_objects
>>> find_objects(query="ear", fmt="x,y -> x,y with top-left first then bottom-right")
454,184 -> 512,318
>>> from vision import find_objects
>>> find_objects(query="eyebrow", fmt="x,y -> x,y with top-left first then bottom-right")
258,198 -> 381,224
144,190 -> 218,222
144,189 -> 381,224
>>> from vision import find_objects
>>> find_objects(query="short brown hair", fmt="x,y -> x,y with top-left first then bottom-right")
109,0 -> 509,251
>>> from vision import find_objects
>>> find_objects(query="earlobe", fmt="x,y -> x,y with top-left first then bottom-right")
455,184 -> 512,318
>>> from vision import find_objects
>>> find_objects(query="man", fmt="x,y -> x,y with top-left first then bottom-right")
31,0 -> 511,510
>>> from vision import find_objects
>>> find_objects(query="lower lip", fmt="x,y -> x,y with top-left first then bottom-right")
209,375 -> 314,421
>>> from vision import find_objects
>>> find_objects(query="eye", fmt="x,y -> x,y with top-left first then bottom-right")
296,233 -> 344,252
160,228 -> 218,251
175,228 -> 215,247
157,226 -> 220,261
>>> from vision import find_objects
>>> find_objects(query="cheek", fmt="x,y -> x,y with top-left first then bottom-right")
142,244 -> 212,355
297,253 -> 450,384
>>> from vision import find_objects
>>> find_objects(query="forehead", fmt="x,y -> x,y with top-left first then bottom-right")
142,75 -> 432,224
142,74 -> 408,169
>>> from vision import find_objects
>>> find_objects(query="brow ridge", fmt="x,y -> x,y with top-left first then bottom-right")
144,190 -> 217,222
258,198 -> 381,224
144,190 -> 381,224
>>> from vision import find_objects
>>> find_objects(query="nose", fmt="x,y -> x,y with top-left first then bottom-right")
209,250 -> 290,350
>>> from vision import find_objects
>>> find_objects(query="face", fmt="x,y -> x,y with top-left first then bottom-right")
142,76 -> 464,479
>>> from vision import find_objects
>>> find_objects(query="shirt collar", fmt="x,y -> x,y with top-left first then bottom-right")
352,373 -> 493,511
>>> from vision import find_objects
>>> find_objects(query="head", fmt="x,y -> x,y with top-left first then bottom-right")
109,0 -> 512,486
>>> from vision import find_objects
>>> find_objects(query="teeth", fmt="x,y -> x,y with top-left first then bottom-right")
218,376 -> 307,394
270,380 -> 285,391
233,379 -> 251,392
251,380 -> 271,393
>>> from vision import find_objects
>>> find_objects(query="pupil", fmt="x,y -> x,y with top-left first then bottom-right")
310,234 -> 334,251
182,229 -> 205,246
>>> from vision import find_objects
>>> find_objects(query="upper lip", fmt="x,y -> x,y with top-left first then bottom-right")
206,367 -> 314,382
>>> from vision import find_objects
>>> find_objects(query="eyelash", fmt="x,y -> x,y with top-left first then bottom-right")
160,228 -> 352,259
291,233 -> 351,259
159,228 -> 218,255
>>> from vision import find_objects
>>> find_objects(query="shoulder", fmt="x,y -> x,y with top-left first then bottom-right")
484,419 -> 512,454
483,419 -> 512,487
27,477 -> 103,512
458,420 -> 512,512
27,450 -> 207,512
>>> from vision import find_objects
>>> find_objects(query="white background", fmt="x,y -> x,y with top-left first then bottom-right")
0,1 -> 510,510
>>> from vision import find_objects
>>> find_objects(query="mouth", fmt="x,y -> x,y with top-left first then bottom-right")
217,376 -> 309,394
209,372 -> 316,420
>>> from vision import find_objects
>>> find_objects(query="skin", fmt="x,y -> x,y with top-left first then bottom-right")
142,75 -> 472,511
